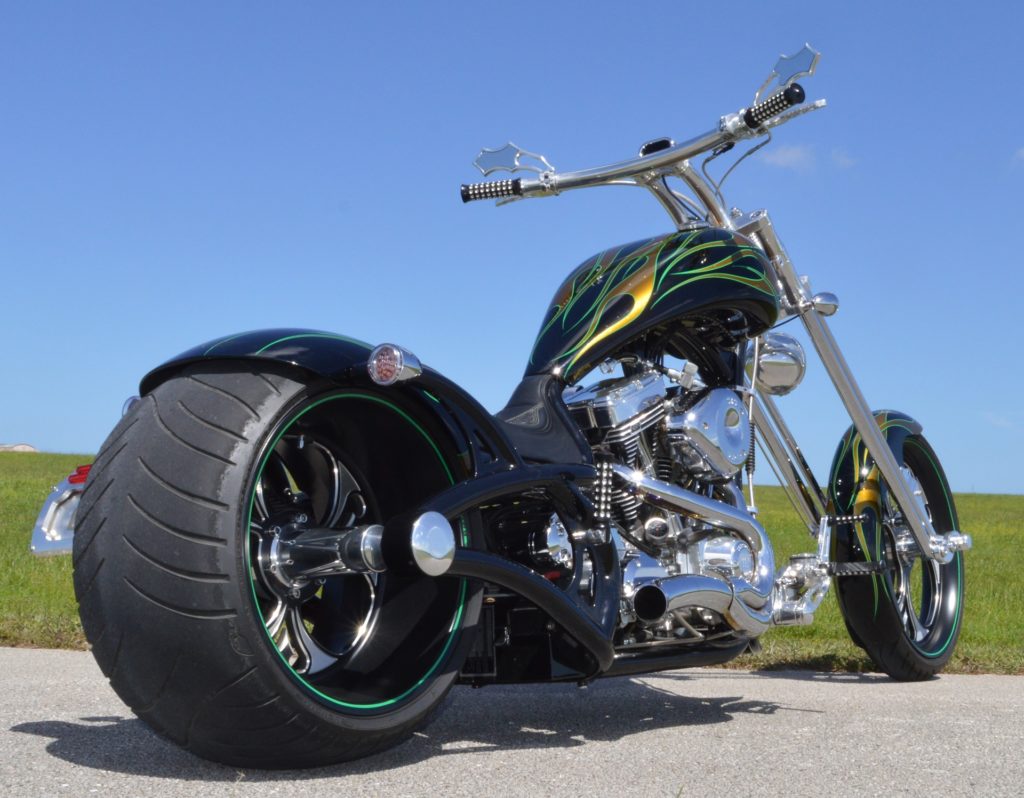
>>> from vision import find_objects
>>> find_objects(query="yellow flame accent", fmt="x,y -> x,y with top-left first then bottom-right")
853,465 -> 882,558
569,265 -> 655,368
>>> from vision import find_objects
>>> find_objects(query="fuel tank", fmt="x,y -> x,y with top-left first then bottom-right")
527,227 -> 779,383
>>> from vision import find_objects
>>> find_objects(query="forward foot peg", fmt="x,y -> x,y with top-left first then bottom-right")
827,561 -> 885,577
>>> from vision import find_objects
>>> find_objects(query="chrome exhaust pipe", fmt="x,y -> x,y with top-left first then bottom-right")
632,574 -> 771,637
610,464 -> 768,555
611,464 -> 774,607
610,464 -> 776,627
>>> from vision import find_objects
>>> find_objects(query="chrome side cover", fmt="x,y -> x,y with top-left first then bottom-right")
530,514 -> 574,571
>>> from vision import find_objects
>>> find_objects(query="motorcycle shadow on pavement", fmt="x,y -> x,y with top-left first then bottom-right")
10,672 -> 822,781
715,668 -> 894,684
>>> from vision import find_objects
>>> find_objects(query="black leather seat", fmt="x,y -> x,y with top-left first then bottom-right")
493,374 -> 592,464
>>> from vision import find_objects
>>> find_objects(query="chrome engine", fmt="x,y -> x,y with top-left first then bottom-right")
566,371 -> 667,464
564,366 -> 777,647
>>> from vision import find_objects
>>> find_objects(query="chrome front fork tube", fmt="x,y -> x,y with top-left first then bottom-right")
739,211 -> 966,564
750,393 -> 827,534
797,310 -> 964,562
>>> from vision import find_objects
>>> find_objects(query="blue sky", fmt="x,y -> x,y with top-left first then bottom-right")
2,2 -> 1021,494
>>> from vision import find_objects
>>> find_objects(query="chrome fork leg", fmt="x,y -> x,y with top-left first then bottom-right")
741,210 -> 966,563
798,309 -> 953,562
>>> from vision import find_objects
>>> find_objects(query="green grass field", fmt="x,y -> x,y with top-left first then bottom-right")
1,451 -> 1021,673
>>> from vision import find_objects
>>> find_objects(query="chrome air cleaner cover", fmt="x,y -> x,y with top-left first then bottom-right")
664,388 -> 750,481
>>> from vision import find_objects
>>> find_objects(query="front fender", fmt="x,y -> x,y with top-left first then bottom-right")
828,409 -> 923,519
139,327 -> 522,475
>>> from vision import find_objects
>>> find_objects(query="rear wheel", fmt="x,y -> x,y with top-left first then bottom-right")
73,364 -> 480,767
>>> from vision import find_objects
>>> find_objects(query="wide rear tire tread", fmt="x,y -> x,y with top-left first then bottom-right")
73,364 -> 458,768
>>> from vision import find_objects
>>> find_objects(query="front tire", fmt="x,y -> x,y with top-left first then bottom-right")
831,428 -> 964,680
73,364 -> 480,767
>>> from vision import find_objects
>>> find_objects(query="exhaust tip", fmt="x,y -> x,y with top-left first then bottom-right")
633,584 -> 667,622
410,511 -> 456,576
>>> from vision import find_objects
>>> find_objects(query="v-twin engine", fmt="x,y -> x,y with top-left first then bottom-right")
566,370 -> 750,483
565,369 -> 774,644
565,370 -> 667,466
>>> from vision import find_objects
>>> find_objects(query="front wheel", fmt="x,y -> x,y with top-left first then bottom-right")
73,364 -> 480,767
830,420 -> 964,680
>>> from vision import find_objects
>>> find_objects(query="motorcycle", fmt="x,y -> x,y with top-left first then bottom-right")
33,45 -> 971,768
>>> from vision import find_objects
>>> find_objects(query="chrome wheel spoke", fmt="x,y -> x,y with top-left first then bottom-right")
883,464 -> 939,645
312,441 -> 365,529
906,603 -> 926,642
921,560 -> 943,629
894,558 -> 916,638
894,561 -> 912,633
312,441 -> 344,527
898,560 -> 914,605
265,598 -> 287,639
284,605 -> 337,676
249,437 -> 379,679
254,480 -> 270,522
900,562 -> 927,642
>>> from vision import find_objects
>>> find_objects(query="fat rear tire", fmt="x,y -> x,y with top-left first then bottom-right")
73,363 -> 479,768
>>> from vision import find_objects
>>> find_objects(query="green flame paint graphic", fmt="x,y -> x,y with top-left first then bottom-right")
529,228 -> 776,378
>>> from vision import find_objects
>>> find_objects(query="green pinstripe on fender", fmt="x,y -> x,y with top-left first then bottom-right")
245,391 -> 467,710
202,331 -> 372,357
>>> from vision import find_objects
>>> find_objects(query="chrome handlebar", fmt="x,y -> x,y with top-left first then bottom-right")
460,81 -> 817,232
514,83 -> 807,200
514,126 -> 729,199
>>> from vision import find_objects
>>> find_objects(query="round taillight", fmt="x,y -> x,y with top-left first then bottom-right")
367,344 -> 422,385
367,344 -> 404,385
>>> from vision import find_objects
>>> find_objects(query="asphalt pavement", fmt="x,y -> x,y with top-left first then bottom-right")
2,647 -> 1020,797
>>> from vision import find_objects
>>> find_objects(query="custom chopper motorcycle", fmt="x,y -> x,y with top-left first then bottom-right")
31,46 -> 971,768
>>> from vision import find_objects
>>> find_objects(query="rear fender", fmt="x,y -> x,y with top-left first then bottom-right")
139,328 -> 522,477
139,328 -> 375,394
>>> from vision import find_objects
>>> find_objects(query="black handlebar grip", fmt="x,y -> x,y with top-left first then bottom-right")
743,83 -> 806,129
460,178 -> 523,203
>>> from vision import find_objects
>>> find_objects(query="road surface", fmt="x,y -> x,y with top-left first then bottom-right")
2,647 -> 1020,796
